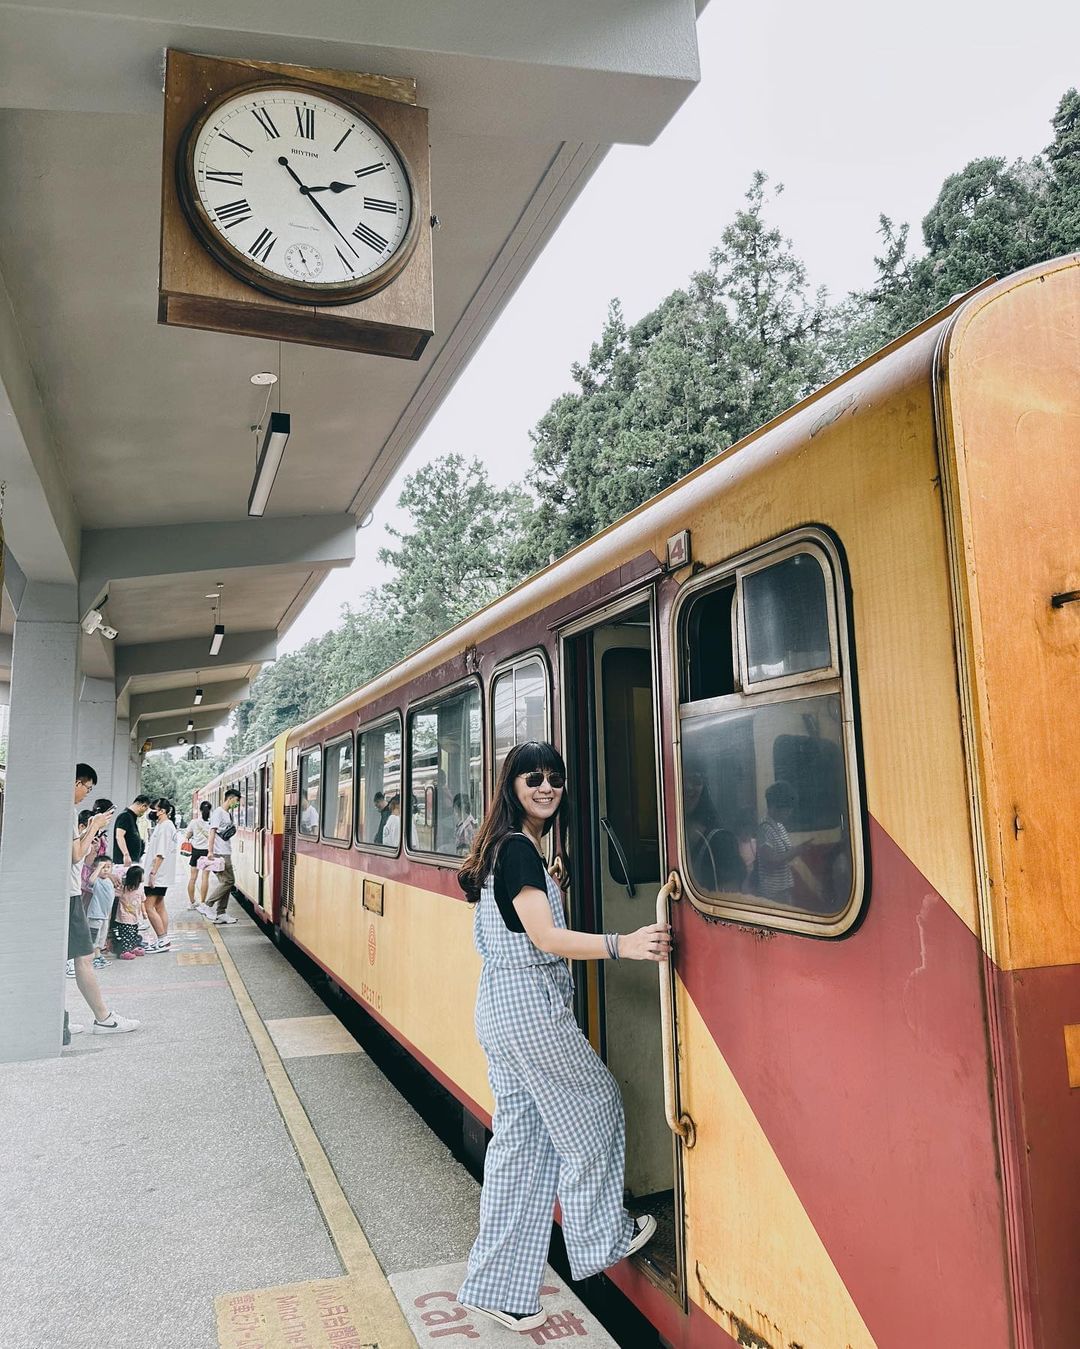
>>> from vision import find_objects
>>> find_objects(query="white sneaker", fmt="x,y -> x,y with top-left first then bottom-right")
65,959 -> 76,977
459,1306 -> 548,1333
68,1023 -> 85,1035
92,1012 -> 140,1034
149,939 -> 171,952
625,1214 -> 657,1257
197,903 -> 215,918
214,914 -> 238,925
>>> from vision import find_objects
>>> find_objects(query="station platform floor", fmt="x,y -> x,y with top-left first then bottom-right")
0,884 -> 624,1349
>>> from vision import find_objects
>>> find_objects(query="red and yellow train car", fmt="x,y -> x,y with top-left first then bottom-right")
201,255 -> 1080,1348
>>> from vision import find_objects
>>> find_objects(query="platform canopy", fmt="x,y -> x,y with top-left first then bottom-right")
0,0 -> 705,751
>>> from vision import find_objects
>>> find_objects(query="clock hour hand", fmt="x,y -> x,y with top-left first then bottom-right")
306,182 -> 356,194
277,157 -> 359,257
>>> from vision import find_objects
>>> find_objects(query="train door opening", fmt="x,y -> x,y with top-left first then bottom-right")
255,762 -> 269,913
562,596 -> 684,1302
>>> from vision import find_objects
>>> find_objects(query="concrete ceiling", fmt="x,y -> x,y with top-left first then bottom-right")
0,0 -> 703,746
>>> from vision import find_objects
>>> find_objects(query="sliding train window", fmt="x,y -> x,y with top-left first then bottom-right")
675,530 -> 862,936
406,680 -> 482,861
321,734 -> 354,846
356,715 -> 403,853
297,748 -> 321,840
491,653 -> 550,785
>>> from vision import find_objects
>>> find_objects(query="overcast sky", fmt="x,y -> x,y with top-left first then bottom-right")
277,0 -> 1077,658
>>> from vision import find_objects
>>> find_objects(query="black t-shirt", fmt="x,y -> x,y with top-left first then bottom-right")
491,833 -> 548,933
112,809 -> 144,864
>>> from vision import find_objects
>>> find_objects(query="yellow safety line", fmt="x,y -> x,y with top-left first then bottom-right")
205,921 -> 417,1348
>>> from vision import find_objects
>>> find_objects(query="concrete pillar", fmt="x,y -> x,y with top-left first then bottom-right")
0,582 -> 79,1063
111,716 -> 131,810
76,677 -> 116,802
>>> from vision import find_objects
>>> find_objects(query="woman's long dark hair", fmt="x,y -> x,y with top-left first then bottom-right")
458,741 -> 569,903
199,800 -> 212,821
155,798 -> 176,822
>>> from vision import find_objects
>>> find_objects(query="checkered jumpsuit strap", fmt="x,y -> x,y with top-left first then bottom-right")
458,835 -> 634,1316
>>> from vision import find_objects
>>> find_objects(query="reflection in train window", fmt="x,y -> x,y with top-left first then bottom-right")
741,550 -> 833,685
678,536 -> 858,929
298,749 -> 321,839
491,656 -> 548,783
321,735 -> 353,845
407,683 -> 482,858
356,717 -> 402,850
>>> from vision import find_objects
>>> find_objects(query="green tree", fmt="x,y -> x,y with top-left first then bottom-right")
515,175 -> 835,571
1040,87 -> 1080,256
140,752 -> 179,803
379,453 -> 531,650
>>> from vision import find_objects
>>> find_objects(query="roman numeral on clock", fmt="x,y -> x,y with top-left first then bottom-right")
214,198 -> 253,228
354,162 -> 387,179
205,169 -> 243,186
363,197 -> 397,214
248,228 -> 276,263
252,107 -> 280,140
295,107 -> 315,139
352,220 -> 389,252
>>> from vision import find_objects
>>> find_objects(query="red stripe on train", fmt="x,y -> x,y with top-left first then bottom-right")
677,816 -> 1013,1347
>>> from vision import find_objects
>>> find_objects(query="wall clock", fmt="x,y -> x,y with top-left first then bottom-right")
178,82 -> 421,306
159,51 -> 434,359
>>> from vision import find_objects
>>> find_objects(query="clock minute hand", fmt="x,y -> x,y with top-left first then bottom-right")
277,157 -> 358,258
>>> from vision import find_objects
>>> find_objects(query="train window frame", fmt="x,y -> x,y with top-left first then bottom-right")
354,711 -> 404,857
488,648 -> 552,791
297,746 -> 322,842
736,541 -> 840,693
320,732 -> 354,848
670,527 -> 865,938
404,675 -> 484,867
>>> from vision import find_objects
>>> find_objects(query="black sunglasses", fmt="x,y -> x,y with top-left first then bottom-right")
522,770 -> 565,789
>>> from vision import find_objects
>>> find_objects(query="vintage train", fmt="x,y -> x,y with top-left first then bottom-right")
198,255 -> 1080,1349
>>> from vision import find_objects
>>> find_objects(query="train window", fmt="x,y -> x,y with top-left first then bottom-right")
298,749 -> 321,839
491,655 -> 549,783
740,550 -> 835,687
683,581 -> 737,701
321,735 -> 353,846
676,532 -> 862,934
356,716 -> 402,851
407,682 -> 482,859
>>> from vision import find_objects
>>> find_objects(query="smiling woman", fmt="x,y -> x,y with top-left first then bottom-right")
454,739 -> 671,1331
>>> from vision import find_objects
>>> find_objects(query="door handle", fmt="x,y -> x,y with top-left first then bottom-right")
599,816 -> 636,898
657,871 -> 696,1149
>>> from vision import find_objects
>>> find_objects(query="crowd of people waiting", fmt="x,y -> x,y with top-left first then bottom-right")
66,764 -> 242,1043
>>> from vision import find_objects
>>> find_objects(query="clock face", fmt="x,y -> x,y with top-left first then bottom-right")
181,84 -> 417,304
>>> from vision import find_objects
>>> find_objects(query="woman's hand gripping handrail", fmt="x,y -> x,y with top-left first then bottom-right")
657,871 -> 696,1149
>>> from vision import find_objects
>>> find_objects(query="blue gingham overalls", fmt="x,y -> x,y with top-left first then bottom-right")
458,836 -> 634,1315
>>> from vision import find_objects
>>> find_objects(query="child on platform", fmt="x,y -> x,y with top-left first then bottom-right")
111,864 -> 146,960
86,857 -> 115,969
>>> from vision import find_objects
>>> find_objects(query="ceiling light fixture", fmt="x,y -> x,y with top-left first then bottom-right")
186,719 -> 194,732
359,509 -> 374,529
248,411 -> 291,517
194,687 -> 204,705
250,372 -> 278,386
209,585 -> 224,656
177,736 -> 188,746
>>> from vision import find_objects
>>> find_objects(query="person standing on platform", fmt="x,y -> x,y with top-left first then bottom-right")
200,787 -> 240,925
67,765 -> 139,1040
112,794 -> 150,868
184,800 -> 213,909
143,798 -> 178,952
456,741 -> 669,1333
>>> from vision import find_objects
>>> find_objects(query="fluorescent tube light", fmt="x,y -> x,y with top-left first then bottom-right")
194,687 -> 204,705
247,411 -> 291,517
210,624 -> 224,656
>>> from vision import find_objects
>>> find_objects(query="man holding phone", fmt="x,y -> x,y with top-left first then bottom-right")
67,764 -> 139,1043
